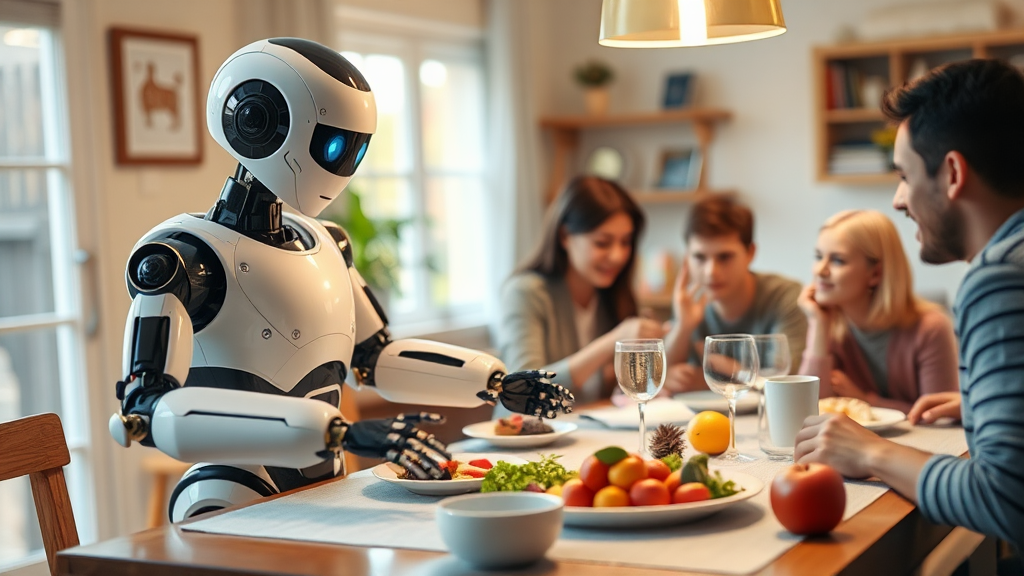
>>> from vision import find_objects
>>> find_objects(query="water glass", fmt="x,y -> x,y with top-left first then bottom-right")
703,334 -> 758,464
614,339 -> 667,457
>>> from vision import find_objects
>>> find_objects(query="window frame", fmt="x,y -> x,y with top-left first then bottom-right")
0,10 -> 99,568
334,16 -> 491,332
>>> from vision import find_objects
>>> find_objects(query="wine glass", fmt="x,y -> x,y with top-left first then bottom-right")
614,339 -> 667,457
753,335 -> 793,460
703,334 -> 758,464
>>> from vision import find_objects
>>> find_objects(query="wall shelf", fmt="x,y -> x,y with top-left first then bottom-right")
539,108 -> 733,204
814,28 -> 1024,184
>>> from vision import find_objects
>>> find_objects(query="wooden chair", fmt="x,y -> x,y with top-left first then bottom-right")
0,413 -> 79,575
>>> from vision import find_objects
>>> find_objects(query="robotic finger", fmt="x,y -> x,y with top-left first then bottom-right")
394,412 -> 447,425
344,417 -> 453,479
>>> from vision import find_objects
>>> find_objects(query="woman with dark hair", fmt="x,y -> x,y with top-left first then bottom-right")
497,176 -> 665,404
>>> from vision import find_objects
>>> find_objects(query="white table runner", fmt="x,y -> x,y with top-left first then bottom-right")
184,412 -> 968,575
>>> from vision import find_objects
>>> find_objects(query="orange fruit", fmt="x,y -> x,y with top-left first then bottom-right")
546,484 -> 564,497
593,485 -> 630,507
673,482 -> 711,504
561,478 -> 595,507
607,455 -> 647,489
579,455 -> 611,492
664,469 -> 683,494
645,459 -> 672,482
629,478 -> 671,506
688,411 -> 730,455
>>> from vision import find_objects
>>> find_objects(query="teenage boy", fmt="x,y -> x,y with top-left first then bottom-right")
664,196 -> 807,392
795,59 -> 1024,552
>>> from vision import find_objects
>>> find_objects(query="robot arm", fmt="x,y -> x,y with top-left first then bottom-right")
340,255 -> 574,418
119,386 -> 451,478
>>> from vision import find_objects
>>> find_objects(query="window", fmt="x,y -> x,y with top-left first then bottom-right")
0,13 -> 96,570
327,30 -> 489,328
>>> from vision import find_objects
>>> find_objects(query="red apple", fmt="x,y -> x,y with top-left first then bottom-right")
770,463 -> 846,535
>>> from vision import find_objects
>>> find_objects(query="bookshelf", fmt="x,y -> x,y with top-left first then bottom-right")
814,28 -> 1024,183
539,108 -> 733,204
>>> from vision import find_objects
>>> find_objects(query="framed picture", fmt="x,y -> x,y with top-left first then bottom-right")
110,27 -> 202,165
656,148 -> 703,190
662,72 -> 695,109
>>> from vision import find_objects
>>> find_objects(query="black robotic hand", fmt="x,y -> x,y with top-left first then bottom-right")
342,413 -> 453,480
476,370 -> 574,418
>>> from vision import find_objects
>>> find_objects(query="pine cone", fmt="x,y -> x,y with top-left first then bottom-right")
649,423 -> 686,459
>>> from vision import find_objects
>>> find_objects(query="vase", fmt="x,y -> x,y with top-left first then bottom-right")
584,87 -> 610,115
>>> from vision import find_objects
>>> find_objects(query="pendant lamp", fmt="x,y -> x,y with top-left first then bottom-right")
599,0 -> 786,48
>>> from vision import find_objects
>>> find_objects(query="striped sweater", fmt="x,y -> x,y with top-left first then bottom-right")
917,208 -> 1024,550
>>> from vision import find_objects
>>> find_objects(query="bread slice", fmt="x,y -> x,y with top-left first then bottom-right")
819,396 -> 875,424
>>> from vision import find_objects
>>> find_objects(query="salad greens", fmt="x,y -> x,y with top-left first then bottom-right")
480,454 -> 577,492
660,453 -> 683,472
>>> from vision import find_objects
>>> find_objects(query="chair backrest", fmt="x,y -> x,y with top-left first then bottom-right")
0,413 -> 79,575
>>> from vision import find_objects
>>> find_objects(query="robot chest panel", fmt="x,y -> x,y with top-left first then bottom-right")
232,226 -> 355,346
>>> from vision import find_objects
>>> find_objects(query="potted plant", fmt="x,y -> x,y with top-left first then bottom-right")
328,189 -> 405,309
574,60 -> 615,115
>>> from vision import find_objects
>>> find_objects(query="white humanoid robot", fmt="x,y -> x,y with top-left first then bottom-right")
108,38 -> 573,522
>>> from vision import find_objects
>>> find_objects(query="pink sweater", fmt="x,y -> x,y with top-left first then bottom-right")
798,308 -> 959,413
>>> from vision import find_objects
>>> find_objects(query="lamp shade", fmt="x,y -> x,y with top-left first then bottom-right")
599,0 -> 786,48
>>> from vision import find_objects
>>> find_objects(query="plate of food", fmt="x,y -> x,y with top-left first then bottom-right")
562,470 -> 763,529
372,453 -> 529,496
674,390 -> 759,415
818,397 -> 907,431
462,415 -> 577,448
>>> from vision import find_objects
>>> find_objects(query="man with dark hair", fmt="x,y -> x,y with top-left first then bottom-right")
795,59 -> 1024,554
663,196 -> 806,391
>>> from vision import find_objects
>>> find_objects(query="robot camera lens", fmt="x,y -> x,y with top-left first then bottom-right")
236,101 -> 273,141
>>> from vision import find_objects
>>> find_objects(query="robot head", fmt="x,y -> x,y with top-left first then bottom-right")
207,38 -> 376,217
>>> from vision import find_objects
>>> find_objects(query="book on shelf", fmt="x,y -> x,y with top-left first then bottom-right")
828,143 -> 889,174
826,62 -> 870,110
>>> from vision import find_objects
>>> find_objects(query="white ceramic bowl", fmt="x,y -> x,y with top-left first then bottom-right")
435,492 -> 563,569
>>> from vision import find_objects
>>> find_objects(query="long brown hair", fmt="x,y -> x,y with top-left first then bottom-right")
518,176 -> 645,322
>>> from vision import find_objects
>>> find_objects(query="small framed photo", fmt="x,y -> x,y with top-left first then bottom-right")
657,148 -> 703,190
662,72 -> 695,109
109,27 -> 203,165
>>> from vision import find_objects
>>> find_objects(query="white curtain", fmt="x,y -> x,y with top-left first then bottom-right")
484,0 -> 546,323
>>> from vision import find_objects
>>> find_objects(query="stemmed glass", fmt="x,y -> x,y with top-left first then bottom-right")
703,334 -> 759,464
614,339 -> 667,458
753,335 -> 792,460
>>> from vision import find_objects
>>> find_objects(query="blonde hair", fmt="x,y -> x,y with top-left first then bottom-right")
820,210 -> 927,342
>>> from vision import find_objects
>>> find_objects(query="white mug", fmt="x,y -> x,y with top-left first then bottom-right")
762,376 -> 820,456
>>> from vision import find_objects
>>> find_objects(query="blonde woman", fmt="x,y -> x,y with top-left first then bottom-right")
798,210 -> 958,413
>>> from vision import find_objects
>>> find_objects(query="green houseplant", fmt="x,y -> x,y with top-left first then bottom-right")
574,60 -> 615,115
328,190 -> 405,297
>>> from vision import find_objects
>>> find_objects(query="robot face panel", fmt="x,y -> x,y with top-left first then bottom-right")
207,39 -> 377,218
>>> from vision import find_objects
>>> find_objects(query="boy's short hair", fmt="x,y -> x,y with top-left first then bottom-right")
684,196 -> 754,247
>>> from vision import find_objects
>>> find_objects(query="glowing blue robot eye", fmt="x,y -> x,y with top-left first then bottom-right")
324,134 -> 346,163
354,142 -> 368,167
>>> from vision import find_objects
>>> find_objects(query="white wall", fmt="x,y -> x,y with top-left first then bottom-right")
523,0 -> 1019,304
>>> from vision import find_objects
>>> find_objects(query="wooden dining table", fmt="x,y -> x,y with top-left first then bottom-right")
55,407 -> 969,576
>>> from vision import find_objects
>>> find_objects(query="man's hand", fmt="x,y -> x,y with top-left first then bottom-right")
908,392 -> 962,425
793,413 -> 883,479
672,261 -> 707,333
663,363 -> 707,394
829,370 -> 867,401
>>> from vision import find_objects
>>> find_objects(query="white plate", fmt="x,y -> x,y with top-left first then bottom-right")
563,471 -> 763,528
371,453 -> 528,496
674,390 -> 759,415
461,420 -> 577,448
861,407 -> 908,431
